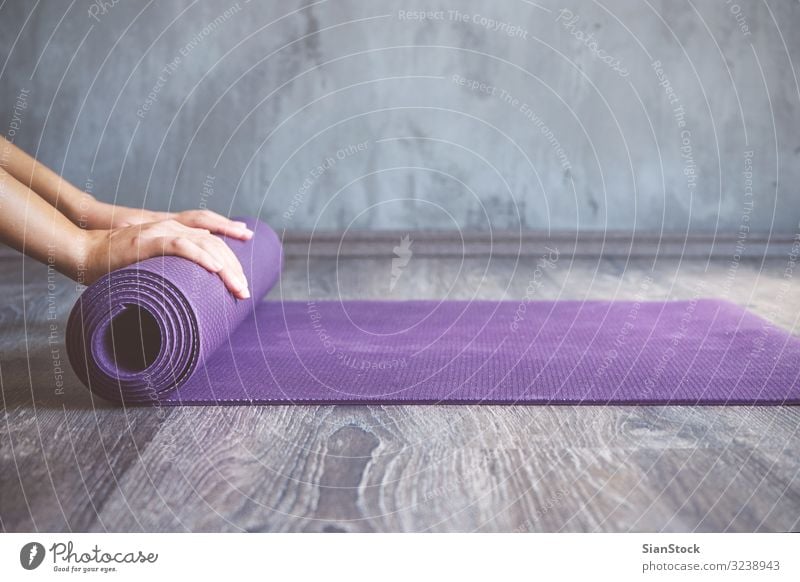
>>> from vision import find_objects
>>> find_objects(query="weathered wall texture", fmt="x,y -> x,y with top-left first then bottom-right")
1,0 -> 799,233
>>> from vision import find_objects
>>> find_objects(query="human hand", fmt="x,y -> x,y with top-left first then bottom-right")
81,199 -> 253,241
82,219 -> 250,298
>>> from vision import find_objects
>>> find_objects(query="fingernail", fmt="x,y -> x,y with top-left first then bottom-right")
235,221 -> 248,228
240,287 -> 251,299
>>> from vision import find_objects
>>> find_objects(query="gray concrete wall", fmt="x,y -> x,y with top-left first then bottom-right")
1,0 -> 799,234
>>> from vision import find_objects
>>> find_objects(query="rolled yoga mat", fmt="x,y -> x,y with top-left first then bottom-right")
66,218 -> 800,405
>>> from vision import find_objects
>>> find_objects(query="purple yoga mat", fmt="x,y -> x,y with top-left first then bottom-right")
66,218 -> 800,405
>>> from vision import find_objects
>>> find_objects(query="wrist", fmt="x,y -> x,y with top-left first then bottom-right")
62,227 -> 105,285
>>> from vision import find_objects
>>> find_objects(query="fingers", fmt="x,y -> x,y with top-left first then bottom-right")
172,210 -> 253,241
96,217 -> 255,299
143,220 -> 251,299
190,232 -> 250,299
160,237 -> 224,275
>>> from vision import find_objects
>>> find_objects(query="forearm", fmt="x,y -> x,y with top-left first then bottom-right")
0,166 -> 90,281
0,135 -> 92,224
0,164 -> 251,296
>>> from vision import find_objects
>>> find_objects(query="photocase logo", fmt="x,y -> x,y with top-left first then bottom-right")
20,542 -> 45,570
390,234 -> 413,292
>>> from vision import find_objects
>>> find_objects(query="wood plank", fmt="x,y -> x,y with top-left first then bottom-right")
1,253 -> 799,532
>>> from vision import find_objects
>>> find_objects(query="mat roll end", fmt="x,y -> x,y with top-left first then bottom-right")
66,264 -> 201,404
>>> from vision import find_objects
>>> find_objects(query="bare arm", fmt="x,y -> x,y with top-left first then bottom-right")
0,165 -> 88,280
0,135 -> 90,223
0,135 -> 254,238
0,166 -> 250,298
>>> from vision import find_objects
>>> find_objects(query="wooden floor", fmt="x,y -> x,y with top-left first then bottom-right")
1,250 -> 799,532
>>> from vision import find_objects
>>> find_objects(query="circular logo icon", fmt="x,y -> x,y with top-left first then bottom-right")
20,542 -> 45,570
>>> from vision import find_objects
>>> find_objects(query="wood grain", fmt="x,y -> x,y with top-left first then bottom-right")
1,250 -> 799,532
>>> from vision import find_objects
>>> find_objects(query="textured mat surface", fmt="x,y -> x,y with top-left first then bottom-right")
66,219 -> 800,405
